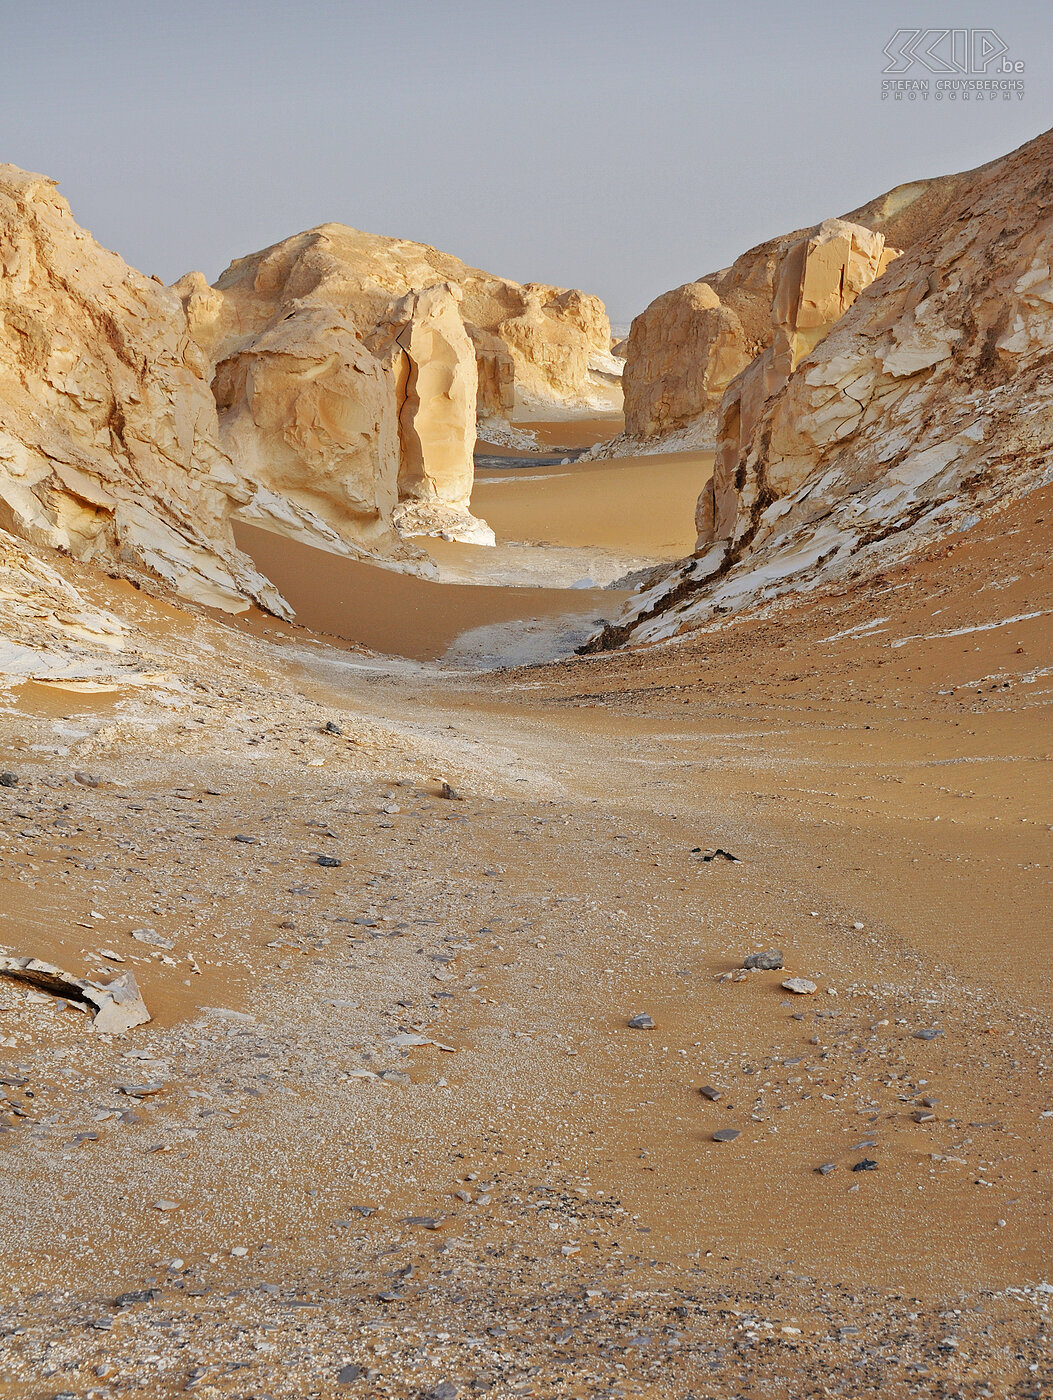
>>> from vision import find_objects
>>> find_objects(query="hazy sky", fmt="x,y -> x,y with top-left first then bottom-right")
2,1 -> 1048,323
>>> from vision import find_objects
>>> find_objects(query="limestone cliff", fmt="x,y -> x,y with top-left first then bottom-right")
614,158 -> 1001,454
590,130 -> 1053,649
0,164 -> 289,615
183,224 -> 615,424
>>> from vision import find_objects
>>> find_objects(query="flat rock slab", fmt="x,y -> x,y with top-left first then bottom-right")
781,977 -> 818,994
0,956 -> 150,1033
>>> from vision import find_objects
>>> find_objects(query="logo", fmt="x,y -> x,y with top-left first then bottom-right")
880,29 -> 1025,104
882,29 -> 1022,75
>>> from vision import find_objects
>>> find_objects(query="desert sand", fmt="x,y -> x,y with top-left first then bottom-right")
0,465 -> 1049,1398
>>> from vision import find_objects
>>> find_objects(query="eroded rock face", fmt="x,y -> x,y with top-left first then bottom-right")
180,239 -> 492,548
698,219 -> 898,544
0,527 -> 128,681
595,130 -> 1053,648
366,283 -> 490,544
622,281 -> 749,440
186,224 -> 614,423
0,165 -> 288,615
618,160 -> 1000,451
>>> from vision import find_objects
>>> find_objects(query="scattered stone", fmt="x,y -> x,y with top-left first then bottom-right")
628,1014 -> 654,1029
151,1199 -> 180,1211
114,1289 -> 161,1308
324,721 -> 344,735
316,855 -> 342,868
232,834 -> 258,844
0,772 -> 18,787
702,848 -> 741,862
438,781 -> 463,801
781,978 -> 818,995
744,949 -> 783,971
699,1085 -> 721,1101
388,1031 -> 456,1052
116,1082 -> 165,1098
816,1163 -> 837,1175
73,771 -> 99,788
337,1363 -> 363,1382
913,1028 -> 943,1040
912,1110 -> 937,1123
851,1159 -> 878,1172
712,1128 -> 741,1143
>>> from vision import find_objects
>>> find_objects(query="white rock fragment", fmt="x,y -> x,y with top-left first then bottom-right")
781,978 -> 818,995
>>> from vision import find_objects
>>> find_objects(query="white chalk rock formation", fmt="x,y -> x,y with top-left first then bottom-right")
367,284 -> 494,545
696,219 -> 898,543
183,224 -> 614,429
178,240 -> 493,550
0,165 -> 289,615
608,159 -> 1001,456
590,130 -> 1053,648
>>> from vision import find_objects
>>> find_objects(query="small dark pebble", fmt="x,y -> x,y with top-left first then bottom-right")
628,1014 -> 654,1029
851,1158 -> 878,1172
324,721 -> 344,735
816,1163 -> 837,1175
702,848 -> 741,862
699,1085 -> 721,1101
316,855 -> 342,868
232,834 -> 257,844
0,772 -> 17,787
712,1128 -> 741,1143
439,781 -> 463,801
337,1363 -> 363,1382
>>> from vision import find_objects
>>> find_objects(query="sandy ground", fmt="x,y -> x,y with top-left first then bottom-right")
0,480 -> 1049,1398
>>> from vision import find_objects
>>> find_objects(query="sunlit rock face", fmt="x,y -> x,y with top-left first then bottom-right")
186,223 -> 614,424
179,224 -> 606,546
697,219 -> 899,546
592,129 -> 1053,649
617,160 -> 999,453
0,164 -> 287,615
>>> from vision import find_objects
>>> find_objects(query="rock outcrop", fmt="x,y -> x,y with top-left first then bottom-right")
696,219 -> 898,542
185,224 -> 615,425
0,165 -> 289,615
590,130 -> 1053,649
613,158 -> 1002,454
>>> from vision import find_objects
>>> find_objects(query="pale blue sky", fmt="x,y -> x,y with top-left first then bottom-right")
2,0 -> 1048,321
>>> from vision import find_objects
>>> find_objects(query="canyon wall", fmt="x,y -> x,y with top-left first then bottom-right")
591,130 -> 1053,648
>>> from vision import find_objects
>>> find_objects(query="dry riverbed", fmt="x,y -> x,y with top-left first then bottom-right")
0,485 -> 1049,1398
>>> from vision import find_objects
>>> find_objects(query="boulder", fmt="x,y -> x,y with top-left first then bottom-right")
622,281 -> 749,440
